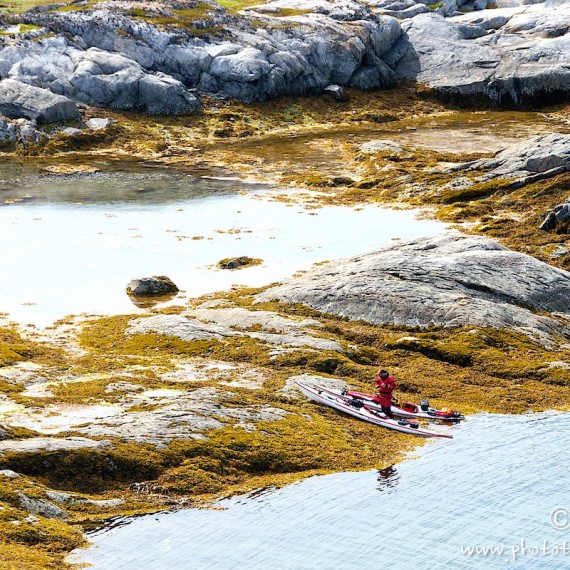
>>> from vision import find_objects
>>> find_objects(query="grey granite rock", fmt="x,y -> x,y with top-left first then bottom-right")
384,1 -> 570,105
459,133 -> 570,186
360,139 -> 404,153
85,117 -> 113,130
2,37 -> 199,116
0,437 -> 110,454
70,388 -> 289,444
280,373 -> 347,397
0,78 -> 79,123
128,314 -> 234,341
128,311 -> 343,352
0,469 -> 20,478
18,493 -> 68,519
0,116 -> 18,144
255,233 -> 570,340
1,0 -> 565,118
540,199 -> 570,232
185,306 -> 322,333
540,211 -> 557,232
21,3 -> 402,104
323,84 -> 348,101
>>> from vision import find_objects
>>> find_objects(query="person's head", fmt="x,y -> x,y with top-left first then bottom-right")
379,369 -> 389,379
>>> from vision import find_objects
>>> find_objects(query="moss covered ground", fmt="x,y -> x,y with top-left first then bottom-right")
2,284 -> 569,565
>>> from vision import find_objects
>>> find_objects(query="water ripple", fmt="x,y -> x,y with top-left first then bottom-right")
73,412 -> 570,569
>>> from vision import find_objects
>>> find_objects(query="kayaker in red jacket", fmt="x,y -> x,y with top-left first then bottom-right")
374,369 -> 396,418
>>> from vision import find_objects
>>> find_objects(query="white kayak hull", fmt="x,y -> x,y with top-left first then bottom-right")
296,382 -> 453,439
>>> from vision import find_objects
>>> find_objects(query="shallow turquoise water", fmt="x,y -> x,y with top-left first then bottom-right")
74,412 -> 570,569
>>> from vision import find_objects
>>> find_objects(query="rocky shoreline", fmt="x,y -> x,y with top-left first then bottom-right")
1,0 -> 570,568
0,0 -> 569,144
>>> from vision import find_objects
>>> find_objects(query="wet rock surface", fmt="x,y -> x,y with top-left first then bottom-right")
126,276 -> 179,297
256,233 -> 570,339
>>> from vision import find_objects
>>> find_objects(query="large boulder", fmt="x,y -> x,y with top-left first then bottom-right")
540,200 -> 570,232
126,276 -> 179,297
255,233 -> 570,340
0,78 -> 79,123
65,47 -> 200,115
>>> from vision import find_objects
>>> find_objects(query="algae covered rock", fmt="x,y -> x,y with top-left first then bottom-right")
126,276 -> 179,297
18,492 -> 68,519
217,256 -> 262,270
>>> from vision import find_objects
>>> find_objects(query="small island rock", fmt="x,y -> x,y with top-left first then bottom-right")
126,276 -> 179,297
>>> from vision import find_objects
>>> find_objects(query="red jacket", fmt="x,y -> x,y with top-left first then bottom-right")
374,374 -> 396,407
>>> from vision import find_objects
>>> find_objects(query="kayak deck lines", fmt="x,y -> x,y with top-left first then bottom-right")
337,388 -> 464,421
296,381 -> 454,439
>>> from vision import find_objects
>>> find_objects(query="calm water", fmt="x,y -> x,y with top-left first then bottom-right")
74,412 -> 570,569
0,160 -> 445,326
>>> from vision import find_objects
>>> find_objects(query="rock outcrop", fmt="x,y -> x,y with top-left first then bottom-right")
0,0 -> 565,119
0,38 -> 200,116
0,437 -> 110,454
127,308 -> 344,352
384,0 -> 570,105
255,233 -> 570,340
18,1 -> 401,104
370,0 -> 489,19
0,78 -> 79,123
456,133 -> 570,186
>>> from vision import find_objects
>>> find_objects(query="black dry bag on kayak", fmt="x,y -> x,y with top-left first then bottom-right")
420,400 -> 429,411
349,398 -> 364,409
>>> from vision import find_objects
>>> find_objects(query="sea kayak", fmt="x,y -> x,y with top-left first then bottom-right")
296,382 -> 453,439
340,388 -> 464,421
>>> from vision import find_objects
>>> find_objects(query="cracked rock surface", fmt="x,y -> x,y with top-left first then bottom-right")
256,233 -> 570,340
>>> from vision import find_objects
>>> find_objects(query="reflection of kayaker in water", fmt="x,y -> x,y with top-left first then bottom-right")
373,369 -> 396,418
377,465 -> 400,491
